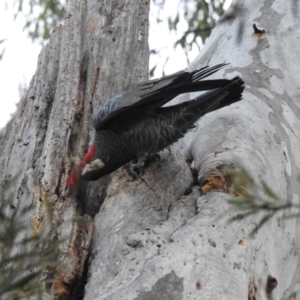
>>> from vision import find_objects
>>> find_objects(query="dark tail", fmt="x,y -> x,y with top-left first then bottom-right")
149,76 -> 244,146
186,76 -> 244,115
153,76 -> 244,120
154,76 -> 244,130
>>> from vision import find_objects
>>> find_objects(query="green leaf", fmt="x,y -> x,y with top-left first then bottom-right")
261,181 -> 280,202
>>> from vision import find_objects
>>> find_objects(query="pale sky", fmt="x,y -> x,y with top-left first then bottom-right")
0,4 -> 41,128
0,0 -> 231,129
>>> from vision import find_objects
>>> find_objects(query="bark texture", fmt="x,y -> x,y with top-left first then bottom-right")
1,0 -> 300,299
0,0 -> 149,298
85,0 -> 300,300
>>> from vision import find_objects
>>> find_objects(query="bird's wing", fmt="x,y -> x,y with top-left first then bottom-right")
93,64 -> 228,130
93,71 -> 187,130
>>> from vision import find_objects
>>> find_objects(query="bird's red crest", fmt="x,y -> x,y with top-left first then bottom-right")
84,144 -> 96,163
67,144 -> 96,190
67,172 -> 77,190
77,161 -> 87,172
67,161 -> 87,190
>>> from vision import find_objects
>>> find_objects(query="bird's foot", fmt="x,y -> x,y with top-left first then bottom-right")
126,157 -> 146,180
127,153 -> 161,180
130,158 -> 146,177
137,153 -> 161,169
146,153 -> 161,163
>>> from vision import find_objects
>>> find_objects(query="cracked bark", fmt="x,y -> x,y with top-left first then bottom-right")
0,0 -> 149,299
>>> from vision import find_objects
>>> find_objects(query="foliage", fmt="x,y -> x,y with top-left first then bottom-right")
0,39 -> 5,61
227,168 -> 297,236
6,0 -> 228,57
0,182 -> 60,299
150,0 -> 228,70
13,0 -> 227,47
4,0 -> 247,75
169,0 -> 225,50
13,0 -> 65,43
4,0 -> 300,66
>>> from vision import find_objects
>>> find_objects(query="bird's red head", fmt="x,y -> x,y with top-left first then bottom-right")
83,144 -> 96,164
67,144 -> 96,190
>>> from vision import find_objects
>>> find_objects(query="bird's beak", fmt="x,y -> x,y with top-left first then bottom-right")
81,159 -> 105,177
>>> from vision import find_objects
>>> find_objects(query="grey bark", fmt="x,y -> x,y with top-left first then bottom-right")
1,0 -> 300,299
0,0 -> 149,298
85,1 -> 300,300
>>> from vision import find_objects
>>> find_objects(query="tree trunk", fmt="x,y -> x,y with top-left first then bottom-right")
1,0 -> 299,299
84,0 -> 300,299
0,0 -> 149,298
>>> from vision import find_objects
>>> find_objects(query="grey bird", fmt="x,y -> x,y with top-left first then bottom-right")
67,64 -> 244,189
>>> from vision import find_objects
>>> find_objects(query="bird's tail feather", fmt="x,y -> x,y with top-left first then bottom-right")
190,63 -> 228,81
175,77 -> 244,128
186,77 -> 244,112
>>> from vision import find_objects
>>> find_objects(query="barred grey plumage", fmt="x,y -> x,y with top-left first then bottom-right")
67,64 -> 244,187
